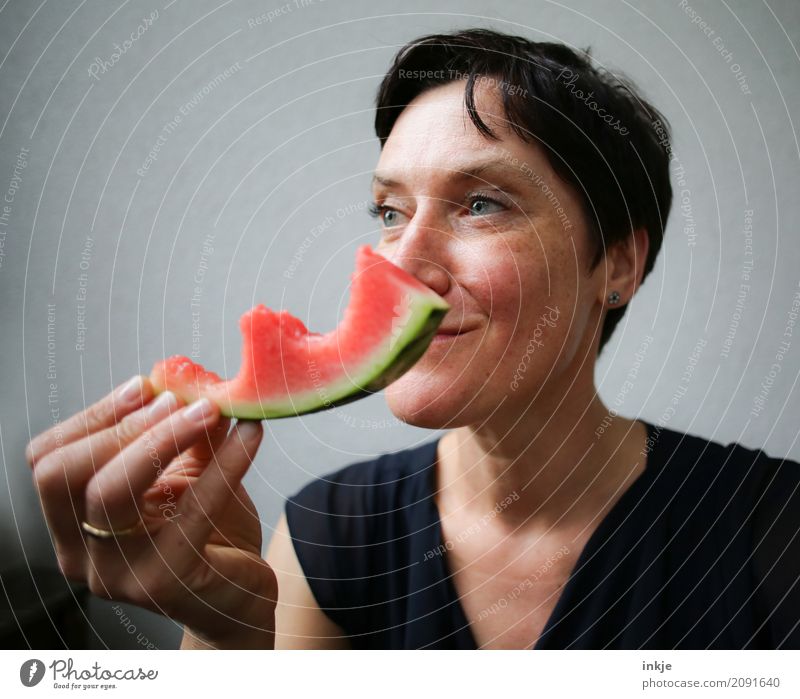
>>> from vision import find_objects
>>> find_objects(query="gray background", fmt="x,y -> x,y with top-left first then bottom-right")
1,0 -> 798,649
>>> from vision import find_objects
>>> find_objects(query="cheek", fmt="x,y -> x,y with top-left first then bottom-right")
382,251 -> 583,424
481,247 -> 594,397
477,238 -> 578,338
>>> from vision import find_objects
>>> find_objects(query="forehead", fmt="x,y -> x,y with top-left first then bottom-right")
375,80 -> 549,182
372,157 -> 537,190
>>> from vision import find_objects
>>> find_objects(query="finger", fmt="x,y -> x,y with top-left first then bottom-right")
83,398 -> 221,533
34,391 -> 183,561
157,420 -> 263,565
153,417 -> 233,496
26,375 -> 153,467
180,416 -> 232,463
139,417 -> 233,511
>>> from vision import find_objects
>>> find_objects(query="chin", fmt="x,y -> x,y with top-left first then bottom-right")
384,368 -> 483,429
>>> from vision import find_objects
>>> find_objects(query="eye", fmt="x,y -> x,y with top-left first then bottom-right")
467,195 -> 506,216
368,202 -> 405,228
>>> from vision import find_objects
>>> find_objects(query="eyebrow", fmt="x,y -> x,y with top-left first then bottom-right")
371,159 -> 540,190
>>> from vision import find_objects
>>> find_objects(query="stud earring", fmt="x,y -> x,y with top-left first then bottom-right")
607,290 -> 621,305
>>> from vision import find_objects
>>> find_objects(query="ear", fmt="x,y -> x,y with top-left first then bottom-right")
597,228 -> 649,307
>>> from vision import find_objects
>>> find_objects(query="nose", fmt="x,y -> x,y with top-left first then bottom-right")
383,203 -> 452,298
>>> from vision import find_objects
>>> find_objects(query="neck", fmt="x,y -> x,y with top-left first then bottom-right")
436,378 -> 648,532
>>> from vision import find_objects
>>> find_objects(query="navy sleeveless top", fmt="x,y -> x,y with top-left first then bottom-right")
284,421 -> 800,649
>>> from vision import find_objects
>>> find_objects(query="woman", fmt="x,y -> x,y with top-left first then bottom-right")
26,29 -> 800,650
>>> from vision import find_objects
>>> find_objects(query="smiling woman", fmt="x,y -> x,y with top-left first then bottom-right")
26,27 -> 800,652
270,29 -> 800,650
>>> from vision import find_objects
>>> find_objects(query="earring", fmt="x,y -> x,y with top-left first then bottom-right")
607,290 -> 621,305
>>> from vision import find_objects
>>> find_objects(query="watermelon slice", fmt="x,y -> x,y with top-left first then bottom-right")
150,245 -> 450,418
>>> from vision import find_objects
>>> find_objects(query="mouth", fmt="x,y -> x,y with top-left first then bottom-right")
431,327 -> 477,343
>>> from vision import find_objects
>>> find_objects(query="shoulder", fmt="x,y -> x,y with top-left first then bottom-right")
282,437 -> 440,635
285,437 -> 439,521
748,445 -> 800,648
644,422 -> 800,548
645,422 -> 796,494
652,423 -> 800,647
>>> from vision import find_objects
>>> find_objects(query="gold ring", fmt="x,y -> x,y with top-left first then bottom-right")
81,519 -> 145,540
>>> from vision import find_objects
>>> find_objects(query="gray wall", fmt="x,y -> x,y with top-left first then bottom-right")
1,0 -> 798,649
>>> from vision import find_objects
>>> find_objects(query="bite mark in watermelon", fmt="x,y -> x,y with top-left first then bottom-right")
150,245 -> 450,418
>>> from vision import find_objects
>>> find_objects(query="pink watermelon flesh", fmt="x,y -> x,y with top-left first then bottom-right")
150,245 -> 450,418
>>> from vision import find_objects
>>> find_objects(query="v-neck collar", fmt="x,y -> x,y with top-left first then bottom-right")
423,420 -> 660,650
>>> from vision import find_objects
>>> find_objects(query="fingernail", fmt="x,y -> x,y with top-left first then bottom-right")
119,376 -> 145,404
184,398 -> 215,423
145,391 -> 177,420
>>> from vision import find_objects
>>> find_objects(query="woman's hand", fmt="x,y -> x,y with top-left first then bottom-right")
25,375 -> 277,649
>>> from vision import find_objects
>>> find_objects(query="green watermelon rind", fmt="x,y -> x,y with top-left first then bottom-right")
212,292 -> 448,418
155,290 -> 449,419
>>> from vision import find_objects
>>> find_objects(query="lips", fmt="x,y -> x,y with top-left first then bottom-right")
430,311 -> 482,341
435,326 -> 475,335
431,326 -> 478,344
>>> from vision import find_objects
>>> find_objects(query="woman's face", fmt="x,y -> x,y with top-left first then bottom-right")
373,80 -> 609,429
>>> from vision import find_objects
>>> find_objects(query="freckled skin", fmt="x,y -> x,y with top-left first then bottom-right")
369,80 -> 651,649
374,80 -> 636,429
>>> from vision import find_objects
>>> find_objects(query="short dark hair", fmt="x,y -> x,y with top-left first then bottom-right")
374,28 -> 673,354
